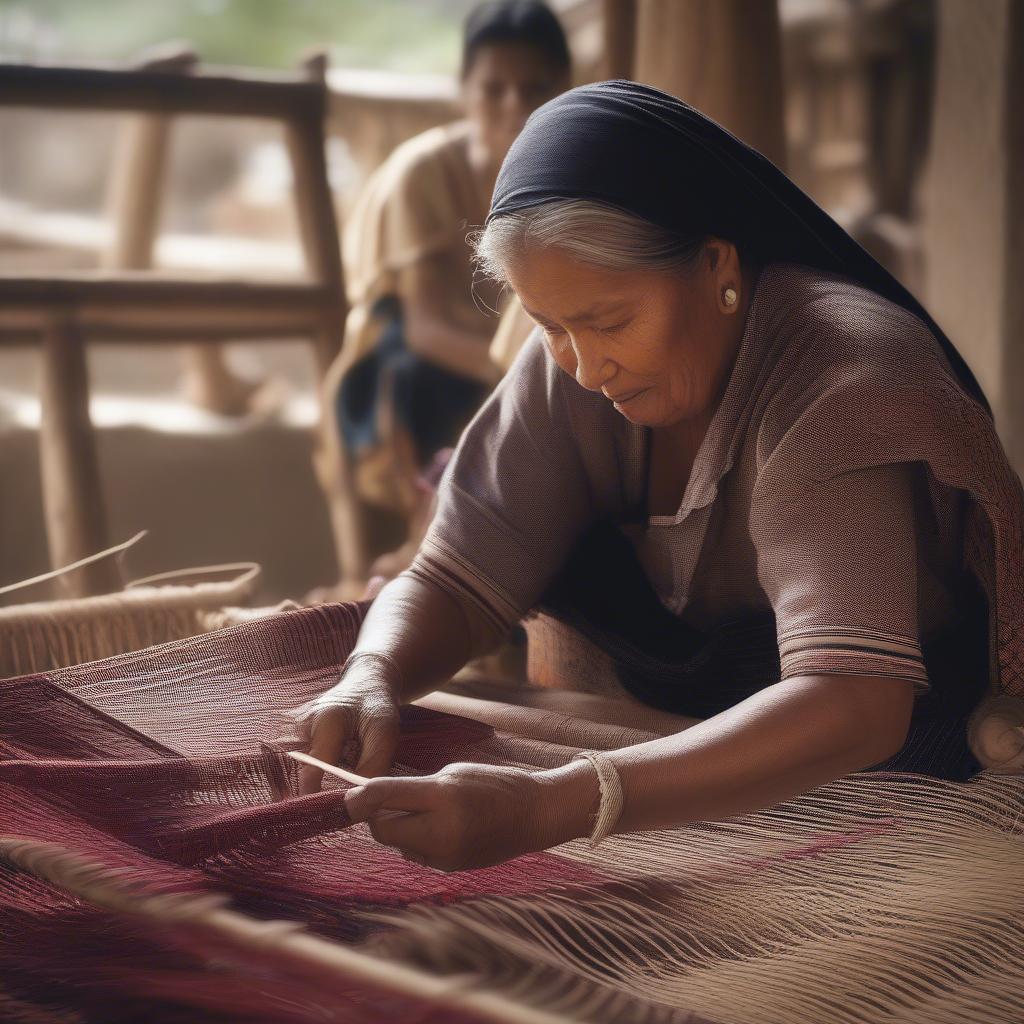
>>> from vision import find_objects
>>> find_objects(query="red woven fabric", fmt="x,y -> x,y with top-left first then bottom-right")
0,605 -> 609,1024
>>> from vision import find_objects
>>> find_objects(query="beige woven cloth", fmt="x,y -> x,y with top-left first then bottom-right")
0,536 -> 268,676
387,685 -> 1024,1024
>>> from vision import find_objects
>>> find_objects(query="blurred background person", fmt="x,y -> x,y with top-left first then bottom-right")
322,0 -> 570,589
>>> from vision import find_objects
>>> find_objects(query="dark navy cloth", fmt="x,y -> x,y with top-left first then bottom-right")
337,296 -> 489,468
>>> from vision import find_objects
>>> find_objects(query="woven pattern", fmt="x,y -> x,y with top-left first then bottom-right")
2,604 -> 1022,1023
0,573 -> 261,679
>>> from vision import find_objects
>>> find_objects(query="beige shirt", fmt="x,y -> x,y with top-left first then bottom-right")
411,263 -> 1024,694
340,120 -> 500,374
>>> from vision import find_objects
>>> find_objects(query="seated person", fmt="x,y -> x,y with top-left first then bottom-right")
329,1 -> 571,530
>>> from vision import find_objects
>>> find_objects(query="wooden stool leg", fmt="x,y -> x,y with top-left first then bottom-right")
314,358 -> 371,584
284,51 -> 347,374
320,430 -> 373,584
286,108 -> 347,375
39,318 -> 120,597
285,75 -> 355,582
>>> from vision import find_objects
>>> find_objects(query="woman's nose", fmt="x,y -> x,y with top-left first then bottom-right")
572,338 -> 613,391
503,87 -> 532,124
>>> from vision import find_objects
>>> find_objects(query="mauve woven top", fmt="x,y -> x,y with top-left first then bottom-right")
410,263 -> 1024,694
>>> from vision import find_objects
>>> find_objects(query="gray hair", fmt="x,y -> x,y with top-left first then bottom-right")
472,199 -> 705,282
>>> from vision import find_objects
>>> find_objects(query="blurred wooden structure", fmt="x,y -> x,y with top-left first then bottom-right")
924,0 -> 1024,469
0,57 -> 347,597
630,0 -> 787,169
601,0 -> 637,80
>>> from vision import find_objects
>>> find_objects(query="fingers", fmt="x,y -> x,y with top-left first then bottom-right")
346,776 -> 457,868
368,812 -> 437,860
297,708 -> 351,796
344,776 -> 442,822
354,710 -> 400,779
294,676 -> 399,796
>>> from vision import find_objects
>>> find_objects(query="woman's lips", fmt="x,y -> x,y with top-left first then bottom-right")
606,386 -> 650,406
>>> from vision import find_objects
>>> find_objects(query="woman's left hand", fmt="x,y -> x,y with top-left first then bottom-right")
343,762 -> 597,871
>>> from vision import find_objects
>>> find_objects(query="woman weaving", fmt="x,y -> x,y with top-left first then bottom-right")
297,82 -> 1024,871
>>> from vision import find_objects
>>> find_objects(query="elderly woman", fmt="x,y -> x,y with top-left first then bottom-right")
299,82 -> 1024,871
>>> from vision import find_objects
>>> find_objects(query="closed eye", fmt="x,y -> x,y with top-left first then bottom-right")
598,319 -> 632,335
535,322 -> 567,344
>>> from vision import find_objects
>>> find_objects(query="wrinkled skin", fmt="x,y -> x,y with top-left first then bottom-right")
349,765 -> 536,871
294,667 -> 400,793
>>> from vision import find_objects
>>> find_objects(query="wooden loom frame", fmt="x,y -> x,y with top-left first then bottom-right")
0,54 -> 350,598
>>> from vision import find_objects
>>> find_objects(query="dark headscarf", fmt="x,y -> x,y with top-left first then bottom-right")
488,80 -> 988,411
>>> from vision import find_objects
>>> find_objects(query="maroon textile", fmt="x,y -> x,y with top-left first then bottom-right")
0,605 -> 642,1024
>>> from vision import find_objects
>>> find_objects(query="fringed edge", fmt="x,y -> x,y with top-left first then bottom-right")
0,835 -> 577,1024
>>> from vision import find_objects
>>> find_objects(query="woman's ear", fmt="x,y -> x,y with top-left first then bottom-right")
705,237 -> 738,276
705,238 -> 742,315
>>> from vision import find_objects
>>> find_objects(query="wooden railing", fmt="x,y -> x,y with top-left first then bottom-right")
0,55 -> 347,596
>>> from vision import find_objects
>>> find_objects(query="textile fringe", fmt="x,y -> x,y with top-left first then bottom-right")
6,603 -> 1022,1023
366,770 -> 1024,1024
0,836 -> 576,1024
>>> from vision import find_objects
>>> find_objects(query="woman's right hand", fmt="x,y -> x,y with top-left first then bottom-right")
294,669 -> 401,794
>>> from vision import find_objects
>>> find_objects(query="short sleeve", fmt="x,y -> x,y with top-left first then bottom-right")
382,150 -> 462,269
343,128 -> 471,307
409,335 -> 597,635
751,459 -> 929,690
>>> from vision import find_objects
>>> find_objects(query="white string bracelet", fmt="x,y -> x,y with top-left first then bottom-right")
574,750 -> 624,847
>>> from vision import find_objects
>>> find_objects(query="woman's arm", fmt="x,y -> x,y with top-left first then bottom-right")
400,258 -> 502,386
536,672 -> 915,839
351,572 -> 504,703
345,673 -> 914,870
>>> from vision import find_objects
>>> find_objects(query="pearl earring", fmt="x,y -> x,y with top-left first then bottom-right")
723,287 -> 738,308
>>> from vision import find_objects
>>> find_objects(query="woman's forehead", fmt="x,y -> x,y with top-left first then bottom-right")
521,295 -> 633,325
507,248 -> 667,317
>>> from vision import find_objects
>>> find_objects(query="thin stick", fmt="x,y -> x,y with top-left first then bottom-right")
287,751 -> 409,823
287,750 -> 368,786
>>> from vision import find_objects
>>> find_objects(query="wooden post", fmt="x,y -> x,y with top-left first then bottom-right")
103,47 -> 232,416
102,114 -> 172,270
38,317 -> 119,597
52,52 -> 187,593
632,0 -> 787,169
286,51 -> 348,376
314,385 -> 373,584
103,47 -> 197,270
923,0 -> 1024,470
315,319 -> 371,584
603,0 -> 637,80
287,52 -> 365,584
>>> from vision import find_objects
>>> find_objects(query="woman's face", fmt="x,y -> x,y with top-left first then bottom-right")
505,242 -> 746,428
461,43 -> 568,165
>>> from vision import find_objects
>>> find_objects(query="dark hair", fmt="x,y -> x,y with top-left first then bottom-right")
461,1 -> 571,78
